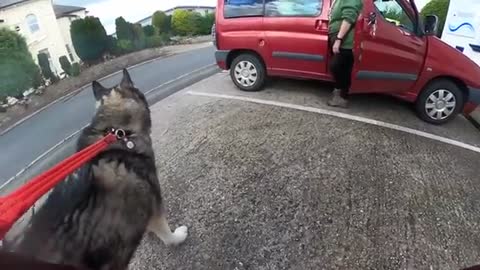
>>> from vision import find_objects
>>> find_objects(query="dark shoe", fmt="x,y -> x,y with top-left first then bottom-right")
327,89 -> 348,108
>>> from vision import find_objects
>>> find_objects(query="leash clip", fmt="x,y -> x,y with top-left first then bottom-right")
110,128 -> 135,149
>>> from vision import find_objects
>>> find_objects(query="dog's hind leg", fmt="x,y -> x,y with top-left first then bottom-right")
148,211 -> 188,246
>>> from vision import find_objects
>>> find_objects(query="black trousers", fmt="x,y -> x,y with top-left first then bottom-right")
329,48 -> 354,98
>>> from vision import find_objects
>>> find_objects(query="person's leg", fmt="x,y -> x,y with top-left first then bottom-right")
339,49 -> 354,99
328,50 -> 351,107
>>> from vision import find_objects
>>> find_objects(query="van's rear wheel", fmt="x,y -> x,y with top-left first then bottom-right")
230,54 -> 266,92
415,79 -> 464,125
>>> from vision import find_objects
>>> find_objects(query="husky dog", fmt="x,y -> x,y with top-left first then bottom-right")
12,69 -> 188,269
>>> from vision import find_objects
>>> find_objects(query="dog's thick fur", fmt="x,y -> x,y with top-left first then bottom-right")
11,69 -> 188,270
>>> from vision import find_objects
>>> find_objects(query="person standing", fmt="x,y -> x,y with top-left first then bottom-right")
327,0 -> 363,108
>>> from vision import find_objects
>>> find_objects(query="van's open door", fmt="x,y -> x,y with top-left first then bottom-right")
350,0 -> 426,94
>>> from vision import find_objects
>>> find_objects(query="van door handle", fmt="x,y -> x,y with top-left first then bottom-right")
315,19 -> 328,31
367,12 -> 376,25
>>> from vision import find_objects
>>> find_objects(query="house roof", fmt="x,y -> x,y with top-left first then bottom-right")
0,0 -> 32,9
53,4 -> 85,18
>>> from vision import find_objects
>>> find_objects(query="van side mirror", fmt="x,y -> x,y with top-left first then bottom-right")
424,15 -> 439,36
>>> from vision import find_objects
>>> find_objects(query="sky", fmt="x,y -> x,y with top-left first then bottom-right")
54,0 -> 431,34
54,0 -> 217,34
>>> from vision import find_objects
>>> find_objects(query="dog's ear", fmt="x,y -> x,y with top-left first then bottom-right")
92,81 -> 110,100
120,68 -> 134,89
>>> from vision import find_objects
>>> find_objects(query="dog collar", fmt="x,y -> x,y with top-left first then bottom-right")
105,128 -> 136,149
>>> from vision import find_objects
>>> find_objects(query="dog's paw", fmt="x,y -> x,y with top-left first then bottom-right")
168,225 -> 188,246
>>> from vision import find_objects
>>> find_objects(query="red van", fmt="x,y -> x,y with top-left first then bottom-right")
214,0 -> 480,125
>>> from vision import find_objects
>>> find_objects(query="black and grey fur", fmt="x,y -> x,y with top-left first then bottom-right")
12,69 -> 188,269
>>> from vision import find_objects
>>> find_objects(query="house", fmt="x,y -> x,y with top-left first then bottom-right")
137,5 -> 216,27
54,4 -> 87,63
0,0 -> 86,76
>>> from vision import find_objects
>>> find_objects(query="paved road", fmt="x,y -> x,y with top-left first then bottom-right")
0,45 -> 216,183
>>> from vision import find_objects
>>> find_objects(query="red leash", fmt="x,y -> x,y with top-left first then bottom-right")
0,132 -> 118,240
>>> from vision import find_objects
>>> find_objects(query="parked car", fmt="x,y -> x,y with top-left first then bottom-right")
214,0 -> 480,125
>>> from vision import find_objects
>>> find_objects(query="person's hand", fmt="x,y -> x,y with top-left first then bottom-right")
332,39 -> 341,54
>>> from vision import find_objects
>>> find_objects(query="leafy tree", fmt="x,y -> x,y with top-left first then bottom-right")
199,12 -> 215,35
421,0 -> 450,37
59,56 -> 72,76
115,16 -> 134,41
143,25 -> 156,36
152,11 -> 171,33
37,53 -> 58,83
132,23 -> 146,50
0,28 -> 42,97
172,10 -> 200,36
70,16 -> 108,63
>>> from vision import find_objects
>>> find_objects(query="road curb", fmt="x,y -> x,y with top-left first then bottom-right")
0,43 -> 211,136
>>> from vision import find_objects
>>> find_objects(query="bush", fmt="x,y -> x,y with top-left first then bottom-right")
117,39 -> 135,54
0,28 -> 42,97
70,16 -> 108,63
421,0 -> 449,37
71,62 -> 80,77
38,53 -> 58,83
146,35 -> 166,48
143,25 -> 156,37
106,35 -> 121,56
172,10 -> 195,36
59,56 -> 72,76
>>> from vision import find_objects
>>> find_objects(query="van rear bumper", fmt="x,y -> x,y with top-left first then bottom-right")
215,50 -> 230,70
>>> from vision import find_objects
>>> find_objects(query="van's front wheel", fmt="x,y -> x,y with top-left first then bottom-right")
230,54 -> 266,92
415,79 -> 464,125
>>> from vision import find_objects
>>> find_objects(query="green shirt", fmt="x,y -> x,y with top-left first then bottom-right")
328,0 -> 363,49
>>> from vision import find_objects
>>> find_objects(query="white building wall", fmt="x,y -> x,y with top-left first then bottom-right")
0,0 -> 70,75
57,10 -> 86,64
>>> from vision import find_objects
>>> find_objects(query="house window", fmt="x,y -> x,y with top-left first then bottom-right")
26,14 -> 40,33
66,44 -> 74,62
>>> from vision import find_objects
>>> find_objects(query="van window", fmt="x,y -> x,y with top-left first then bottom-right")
374,0 -> 415,32
224,0 -> 264,18
265,0 -> 322,17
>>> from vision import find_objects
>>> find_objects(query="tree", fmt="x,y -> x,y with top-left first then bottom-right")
172,10 -> 197,36
115,16 -> 134,41
421,0 -> 450,37
152,11 -> 171,33
70,16 -> 108,63
199,12 -> 215,35
0,28 -> 42,98
143,25 -> 155,37
59,56 -> 72,76
132,23 -> 146,50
